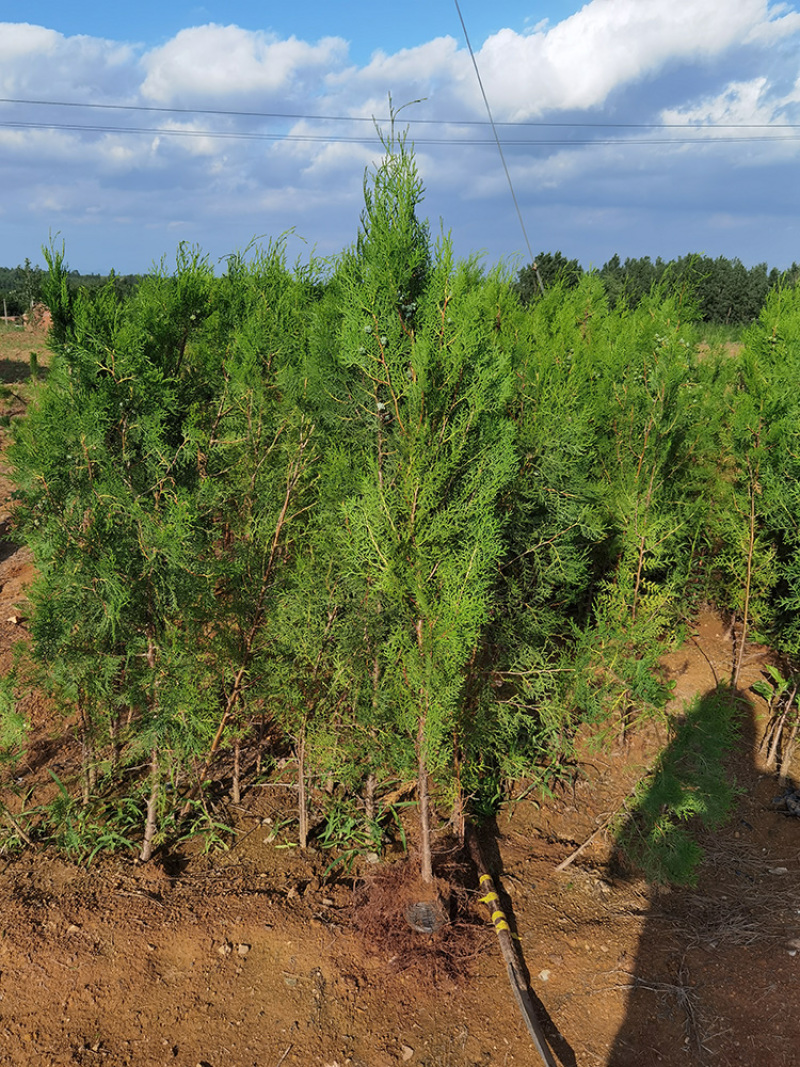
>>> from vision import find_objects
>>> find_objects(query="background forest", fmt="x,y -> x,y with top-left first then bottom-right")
4,245 -> 798,329
3,138 -> 800,885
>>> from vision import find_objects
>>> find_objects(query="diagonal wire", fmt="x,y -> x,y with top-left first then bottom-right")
453,0 -> 543,292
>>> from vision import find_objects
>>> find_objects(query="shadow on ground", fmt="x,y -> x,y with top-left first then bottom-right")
608,679 -> 800,1066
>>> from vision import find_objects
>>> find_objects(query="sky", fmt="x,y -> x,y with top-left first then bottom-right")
2,0 -> 800,275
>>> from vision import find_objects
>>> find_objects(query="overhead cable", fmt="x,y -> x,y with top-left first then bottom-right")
2,96 -> 797,131
2,117 -> 799,147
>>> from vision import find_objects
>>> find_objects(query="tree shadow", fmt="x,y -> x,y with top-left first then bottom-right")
0,358 -> 48,386
607,683 -> 758,1065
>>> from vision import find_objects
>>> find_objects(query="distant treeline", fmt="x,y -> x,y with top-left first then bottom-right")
515,252 -> 800,326
0,260 -> 140,318
3,251 -> 797,329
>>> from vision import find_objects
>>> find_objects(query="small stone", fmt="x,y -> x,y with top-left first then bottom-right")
217,942 -> 232,957
236,943 -> 251,957
364,852 -> 380,864
401,1046 -> 414,1062
769,867 -> 789,875
538,969 -> 551,982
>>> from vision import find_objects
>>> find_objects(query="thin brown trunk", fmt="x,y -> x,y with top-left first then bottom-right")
297,731 -> 308,850
779,702 -> 800,785
450,752 -> 465,845
414,616 -> 433,885
255,716 -> 264,777
139,638 -> 160,863
77,697 -> 96,805
417,717 -> 432,885
1,801 -> 32,847
365,773 -> 377,824
766,704 -> 790,770
139,745 -> 160,863
772,684 -> 799,781
232,737 -> 241,805
733,468 -> 757,689
365,655 -> 381,823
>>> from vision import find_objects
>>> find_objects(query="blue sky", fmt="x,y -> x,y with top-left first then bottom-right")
14,2 -> 578,61
3,1 -> 800,274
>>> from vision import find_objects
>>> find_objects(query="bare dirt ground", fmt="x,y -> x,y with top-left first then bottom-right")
0,324 -> 797,1067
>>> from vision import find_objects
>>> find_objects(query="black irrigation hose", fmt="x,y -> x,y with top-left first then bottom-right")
468,830 -> 558,1067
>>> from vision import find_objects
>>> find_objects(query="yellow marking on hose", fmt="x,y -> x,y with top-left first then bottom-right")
479,891 -> 500,904
491,909 -> 507,924
479,873 -> 492,884
494,920 -> 511,932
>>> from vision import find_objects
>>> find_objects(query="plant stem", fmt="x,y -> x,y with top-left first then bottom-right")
417,716 -> 433,885
139,745 -> 159,863
297,729 -> 308,850
733,457 -> 758,689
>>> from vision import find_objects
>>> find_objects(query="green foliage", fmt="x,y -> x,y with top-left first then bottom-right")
4,141 -> 790,874
45,774 -> 138,863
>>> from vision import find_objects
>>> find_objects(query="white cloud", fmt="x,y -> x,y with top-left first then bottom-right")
661,78 -> 776,127
0,22 -> 136,98
475,0 -> 800,117
140,24 -> 348,102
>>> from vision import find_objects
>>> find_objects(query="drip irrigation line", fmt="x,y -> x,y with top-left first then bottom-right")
468,828 -> 559,1066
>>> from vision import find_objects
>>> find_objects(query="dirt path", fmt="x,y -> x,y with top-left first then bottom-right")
0,326 -> 798,1066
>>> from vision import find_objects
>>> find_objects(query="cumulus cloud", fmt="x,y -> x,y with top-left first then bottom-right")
140,25 -> 348,102
476,0 -> 800,117
0,22 -> 137,98
662,78 -> 776,127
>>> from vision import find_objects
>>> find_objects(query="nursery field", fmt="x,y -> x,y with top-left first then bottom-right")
3,141 -> 800,1065
0,328 -> 798,1066
1,331 -> 800,1066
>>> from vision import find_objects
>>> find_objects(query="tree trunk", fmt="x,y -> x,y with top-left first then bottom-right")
733,466 -> 758,689
232,737 -> 241,805
365,772 -> 377,824
139,745 -> 160,863
297,730 -> 308,850
417,718 -> 433,884
140,638 -> 160,863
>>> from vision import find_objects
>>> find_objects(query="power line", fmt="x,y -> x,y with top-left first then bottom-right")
1,96 -> 799,131
454,0 -> 542,289
3,117 -> 799,147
